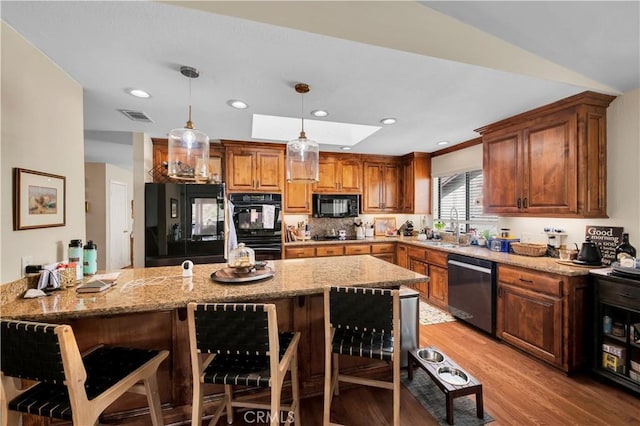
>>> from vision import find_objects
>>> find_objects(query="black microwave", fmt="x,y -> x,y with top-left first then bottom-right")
312,194 -> 360,218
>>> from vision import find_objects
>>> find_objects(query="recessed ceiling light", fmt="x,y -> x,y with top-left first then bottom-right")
380,117 -> 397,125
228,100 -> 249,109
311,109 -> 329,117
437,140 -> 450,146
128,89 -> 151,99
340,146 -> 351,151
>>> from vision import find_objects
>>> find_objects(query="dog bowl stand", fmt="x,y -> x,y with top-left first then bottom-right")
407,346 -> 484,425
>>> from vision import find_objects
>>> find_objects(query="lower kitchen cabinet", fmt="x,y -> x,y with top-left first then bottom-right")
285,242 -> 394,262
401,244 -> 448,308
496,264 -> 588,373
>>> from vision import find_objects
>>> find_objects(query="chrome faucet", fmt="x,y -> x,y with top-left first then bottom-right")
450,206 -> 460,245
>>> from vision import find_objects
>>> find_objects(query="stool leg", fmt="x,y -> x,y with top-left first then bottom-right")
143,373 -> 164,426
191,378 -> 204,426
291,354 -> 300,425
332,354 -> 340,396
446,394 -> 454,425
224,385 -> 234,424
270,380 -> 281,426
393,358 -> 400,426
476,387 -> 484,419
323,346 -> 332,425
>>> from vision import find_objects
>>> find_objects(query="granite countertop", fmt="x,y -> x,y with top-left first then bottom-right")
285,236 -> 597,276
0,255 -> 427,321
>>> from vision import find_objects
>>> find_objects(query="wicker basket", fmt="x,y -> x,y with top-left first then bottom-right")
510,242 -> 547,257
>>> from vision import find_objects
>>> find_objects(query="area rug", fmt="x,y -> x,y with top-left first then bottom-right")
420,301 -> 456,326
402,369 -> 494,426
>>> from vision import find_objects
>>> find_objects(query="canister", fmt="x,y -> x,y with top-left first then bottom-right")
68,239 -> 84,280
83,240 -> 98,275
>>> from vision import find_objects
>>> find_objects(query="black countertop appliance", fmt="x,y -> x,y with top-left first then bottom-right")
145,183 -> 226,267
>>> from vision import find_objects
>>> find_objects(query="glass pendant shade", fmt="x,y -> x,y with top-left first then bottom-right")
167,66 -> 210,182
286,83 -> 319,183
168,112 -> 210,182
287,132 -> 319,183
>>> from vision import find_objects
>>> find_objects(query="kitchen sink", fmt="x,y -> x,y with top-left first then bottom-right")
421,241 -> 459,248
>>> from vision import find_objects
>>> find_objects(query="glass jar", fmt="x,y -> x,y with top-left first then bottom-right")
228,243 -> 255,270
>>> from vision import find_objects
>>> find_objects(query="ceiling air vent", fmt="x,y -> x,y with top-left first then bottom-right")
118,109 -> 153,123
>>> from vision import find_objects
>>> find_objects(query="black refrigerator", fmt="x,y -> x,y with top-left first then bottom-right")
145,183 -> 226,267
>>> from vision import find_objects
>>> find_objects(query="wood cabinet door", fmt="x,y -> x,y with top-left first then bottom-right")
428,264 -> 448,309
402,158 -> 414,212
483,130 -> 523,214
339,159 -> 362,193
396,244 -> 408,268
363,162 -> 383,212
382,162 -> 401,211
314,157 -> 339,193
409,258 -> 429,298
285,181 -> 311,213
497,282 -> 563,367
523,112 -> 578,214
255,150 -> 283,191
227,149 -> 256,191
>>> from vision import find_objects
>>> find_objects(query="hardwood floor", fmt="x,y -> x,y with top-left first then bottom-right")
302,320 -> 640,425
127,321 -> 640,425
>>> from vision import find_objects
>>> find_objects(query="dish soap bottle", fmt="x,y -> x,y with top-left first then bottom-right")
615,233 -> 636,262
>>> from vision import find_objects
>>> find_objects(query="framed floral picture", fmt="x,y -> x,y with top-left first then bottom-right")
374,217 -> 397,236
13,168 -> 66,230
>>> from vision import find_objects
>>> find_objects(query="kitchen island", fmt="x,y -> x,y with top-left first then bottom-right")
1,255 -> 427,424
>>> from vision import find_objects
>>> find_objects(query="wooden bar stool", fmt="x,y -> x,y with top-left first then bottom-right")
187,302 -> 301,426
323,286 -> 401,426
0,318 -> 168,426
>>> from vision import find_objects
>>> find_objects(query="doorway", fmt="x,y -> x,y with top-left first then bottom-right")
109,180 -> 130,269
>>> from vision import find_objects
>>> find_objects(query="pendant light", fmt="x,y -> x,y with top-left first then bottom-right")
168,66 -> 210,182
286,83 -> 319,183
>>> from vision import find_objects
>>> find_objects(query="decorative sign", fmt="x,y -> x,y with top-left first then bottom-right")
585,226 -> 623,265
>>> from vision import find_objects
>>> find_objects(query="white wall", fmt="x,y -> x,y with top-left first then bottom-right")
1,22 -> 85,283
132,132 -> 153,268
84,130 -> 134,171
432,89 -> 640,249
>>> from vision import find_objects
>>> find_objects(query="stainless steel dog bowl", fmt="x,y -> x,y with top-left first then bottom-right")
417,348 -> 445,364
437,366 -> 470,385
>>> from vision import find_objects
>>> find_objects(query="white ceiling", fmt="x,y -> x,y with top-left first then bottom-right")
2,1 -> 638,155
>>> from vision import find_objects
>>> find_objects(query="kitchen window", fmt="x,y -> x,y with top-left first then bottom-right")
432,169 -> 496,232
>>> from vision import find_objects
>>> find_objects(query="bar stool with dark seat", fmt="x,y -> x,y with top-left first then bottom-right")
0,318 -> 169,426
187,302 -> 301,426
323,286 -> 400,426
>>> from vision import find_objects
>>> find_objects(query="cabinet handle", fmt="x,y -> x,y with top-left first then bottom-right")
519,278 -> 533,284
498,287 -> 503,297
517,198 -> 522,209
523,197 -> 528,208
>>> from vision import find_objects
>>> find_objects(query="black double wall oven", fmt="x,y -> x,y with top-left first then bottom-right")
229,193 -> 283,260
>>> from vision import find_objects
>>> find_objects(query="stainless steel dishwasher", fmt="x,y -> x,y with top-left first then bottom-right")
400,286 -> 420,367
447,254 -> 496,335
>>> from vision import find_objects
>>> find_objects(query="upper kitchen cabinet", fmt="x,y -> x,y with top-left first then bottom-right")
477,91 -> 615,217
224,141 -> 285,193
151,138 -> 224,183
362,157 -> 401,213
284,180 -> 312,214
313,154 -> 362,194
401,152 -> 431,214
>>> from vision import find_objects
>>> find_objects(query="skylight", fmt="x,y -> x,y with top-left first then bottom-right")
251,114 -> 381,147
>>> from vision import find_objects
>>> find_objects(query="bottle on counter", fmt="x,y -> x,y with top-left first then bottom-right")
615,233 -> 636,262
83,240 -> 98,275
68,239 -> 84,280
